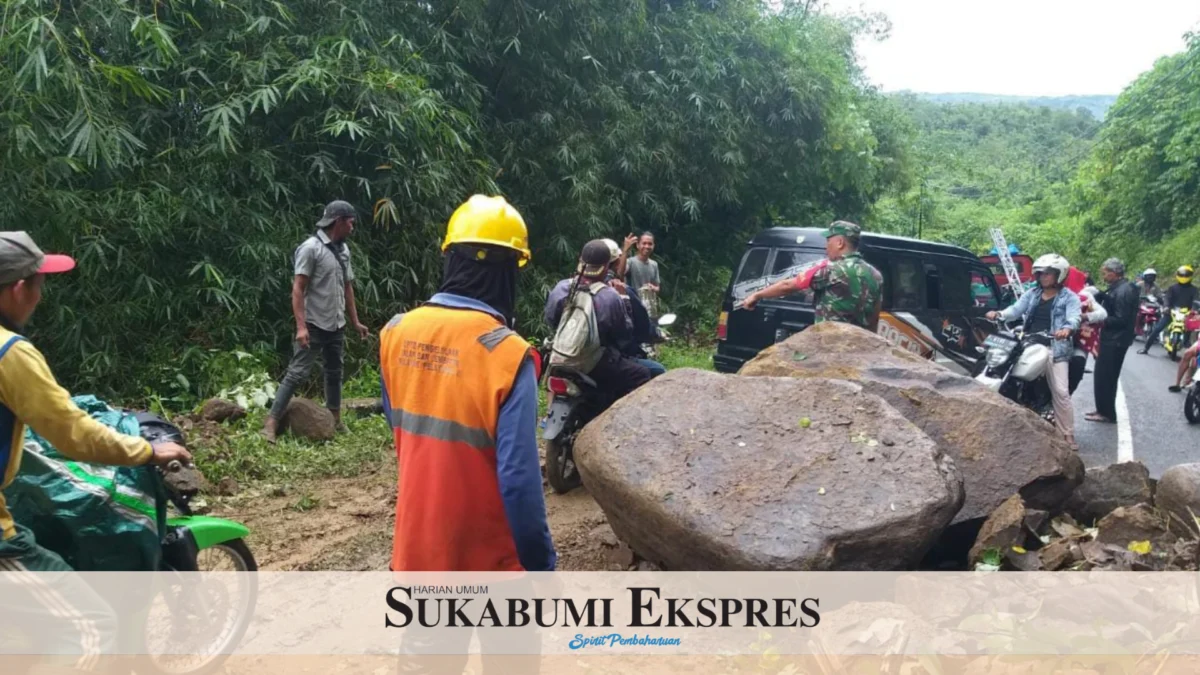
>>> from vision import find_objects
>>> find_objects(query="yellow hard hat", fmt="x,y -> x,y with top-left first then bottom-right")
441,195 -> 531,267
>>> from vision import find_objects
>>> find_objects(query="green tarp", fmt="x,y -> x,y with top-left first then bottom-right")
5,395 -> 163,571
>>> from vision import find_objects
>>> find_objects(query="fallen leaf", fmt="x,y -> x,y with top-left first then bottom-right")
1012,546 -> 1027,554
817,487 -> 826,495
792,352 -> 808,362
867,439 -> 879,447
1128,540 -> 1152,555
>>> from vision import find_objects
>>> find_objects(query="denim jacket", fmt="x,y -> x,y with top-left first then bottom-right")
999,286 -> 1082,362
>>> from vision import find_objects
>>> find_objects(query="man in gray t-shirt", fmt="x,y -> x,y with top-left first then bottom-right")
263,200 -> 370,443
625,232 -> 662,317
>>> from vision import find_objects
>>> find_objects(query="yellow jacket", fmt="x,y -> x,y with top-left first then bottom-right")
0,326 -> 152,540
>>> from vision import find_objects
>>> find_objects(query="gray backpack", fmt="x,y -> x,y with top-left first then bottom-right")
550,281 -> 607,372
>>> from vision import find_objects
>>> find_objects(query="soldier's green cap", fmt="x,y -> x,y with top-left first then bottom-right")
822,220 -> 862,240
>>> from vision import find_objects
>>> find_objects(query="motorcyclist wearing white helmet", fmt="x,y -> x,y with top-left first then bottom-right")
1136,268 -> 1159,300
987,253 -> 1083,450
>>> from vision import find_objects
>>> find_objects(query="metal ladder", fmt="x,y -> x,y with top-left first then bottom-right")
989,227 -> 1025,299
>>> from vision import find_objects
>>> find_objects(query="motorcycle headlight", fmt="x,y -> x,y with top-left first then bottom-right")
986,347 -> 1012,368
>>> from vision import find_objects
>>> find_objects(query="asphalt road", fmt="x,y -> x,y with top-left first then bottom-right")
1073,339 -> 1200,477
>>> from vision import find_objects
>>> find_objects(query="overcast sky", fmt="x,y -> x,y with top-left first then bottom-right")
821,0 -> 1200,96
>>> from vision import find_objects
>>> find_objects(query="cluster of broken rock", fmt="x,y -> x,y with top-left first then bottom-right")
575,322 -> 1200,571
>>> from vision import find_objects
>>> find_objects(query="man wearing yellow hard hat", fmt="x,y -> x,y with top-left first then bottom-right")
379,195 -> 555,573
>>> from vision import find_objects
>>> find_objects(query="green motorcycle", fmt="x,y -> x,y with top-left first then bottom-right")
4,408 -> 257,675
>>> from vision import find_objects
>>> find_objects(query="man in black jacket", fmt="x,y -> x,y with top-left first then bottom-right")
1088,258 -> 1140,424
1138,265 -> 1196,354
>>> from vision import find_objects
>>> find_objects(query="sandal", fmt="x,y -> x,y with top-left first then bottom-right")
1084,412 -> 1115,423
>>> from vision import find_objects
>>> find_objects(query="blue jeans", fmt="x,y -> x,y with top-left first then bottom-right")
637,358 -> 666,377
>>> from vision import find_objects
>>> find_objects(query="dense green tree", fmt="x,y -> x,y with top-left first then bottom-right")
0,0 -> 908,398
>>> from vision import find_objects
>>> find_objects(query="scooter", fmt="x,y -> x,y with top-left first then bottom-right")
1185,365 -> 1200,425
1163,306 -> 1193,362
541,314 -> 675,494
1136,294 -> 1162,339
974,322 -> 1057,425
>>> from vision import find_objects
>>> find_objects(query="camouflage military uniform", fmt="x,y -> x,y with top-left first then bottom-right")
809,253 -> 883,327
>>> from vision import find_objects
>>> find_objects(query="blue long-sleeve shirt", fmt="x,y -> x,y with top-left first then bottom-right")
383,293 -> 556,571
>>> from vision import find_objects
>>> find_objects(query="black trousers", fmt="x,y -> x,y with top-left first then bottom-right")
1068,354 -> 1087,395
1093,340 -> 1131,421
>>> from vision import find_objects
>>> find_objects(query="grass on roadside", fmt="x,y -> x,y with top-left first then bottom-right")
188,407 -> 392,487
658,341 -> 715,371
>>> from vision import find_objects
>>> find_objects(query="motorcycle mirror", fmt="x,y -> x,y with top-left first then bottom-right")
658,313 -> 677,327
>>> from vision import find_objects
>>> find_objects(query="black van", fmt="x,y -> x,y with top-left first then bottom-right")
713,227 -> 1004,374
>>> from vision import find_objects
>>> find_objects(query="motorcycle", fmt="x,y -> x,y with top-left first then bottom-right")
974,322 -> 1057,425
541,314 -> 676,494
1185,365 -> 1200,425
1136,294 -> 1162,339
1163,306 -> 1194,362
2,413 -> 257,675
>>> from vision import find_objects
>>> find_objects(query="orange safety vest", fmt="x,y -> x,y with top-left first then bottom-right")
380,304 -> 531,571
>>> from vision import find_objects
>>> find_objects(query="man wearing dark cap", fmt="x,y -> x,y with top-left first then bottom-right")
544,239 -> 652,401
741,220 -> 883,331
263,200 -> 370,443
0,231 -> 191,670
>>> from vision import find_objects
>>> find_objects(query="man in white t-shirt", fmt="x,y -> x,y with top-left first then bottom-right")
624,232 -> 661,317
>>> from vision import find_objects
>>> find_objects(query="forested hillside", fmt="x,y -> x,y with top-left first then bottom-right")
871,96 -> 1099,255
2,0 -> 1196,405
908,93 -> 1116,120
1071,34 -> 1200,273
1,0 -> 908,399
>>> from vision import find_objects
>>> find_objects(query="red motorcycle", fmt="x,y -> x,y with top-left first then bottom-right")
1137,294 -> 1162,339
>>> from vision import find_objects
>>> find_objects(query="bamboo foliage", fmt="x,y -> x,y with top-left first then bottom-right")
0,0 -> 907,396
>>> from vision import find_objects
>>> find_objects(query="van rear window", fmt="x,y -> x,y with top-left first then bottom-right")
735,247 -> 770,284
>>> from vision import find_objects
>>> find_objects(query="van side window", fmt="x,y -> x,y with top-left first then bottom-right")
940,263 -> 971,310
924,264 -> 942,310
891,258 -> 923,311
736,247 -> 769,284
970,270 -> 1000,310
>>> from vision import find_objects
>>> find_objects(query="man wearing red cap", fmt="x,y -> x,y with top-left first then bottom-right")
0,231 -> 192,671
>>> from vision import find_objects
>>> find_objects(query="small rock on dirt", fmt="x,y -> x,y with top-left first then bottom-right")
200,398 -> 246,424
968,494 -> 1026,567
282,398 -> 336,442
1023,509 -> 1049,537
163,462 -> 208,496
1154,463 -> 1200,537
605,542 -> 636,568
1095,504 -> 1176,551
1064,461 -> 1153,525
590,523 -> 620,548
343,398 -> 384,417
215,476 -> 239,496
1039,538 -> 1082,571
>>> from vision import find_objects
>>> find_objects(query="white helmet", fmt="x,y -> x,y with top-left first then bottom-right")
601,238 -> 622,263
1032,253 -> 1070,284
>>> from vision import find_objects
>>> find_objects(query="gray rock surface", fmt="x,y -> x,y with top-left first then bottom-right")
575,369 -> 963,570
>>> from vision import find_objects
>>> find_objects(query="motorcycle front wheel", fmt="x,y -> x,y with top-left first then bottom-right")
140,539 -> 258,675
1186,389 -> 1200,424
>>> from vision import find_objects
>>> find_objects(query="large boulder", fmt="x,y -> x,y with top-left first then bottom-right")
1064,461 -> 1154,525
739,322 -> 1084,524
1154,464 -> 1200,537
574,369 -> 964,571
282,398 -> 336,442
